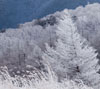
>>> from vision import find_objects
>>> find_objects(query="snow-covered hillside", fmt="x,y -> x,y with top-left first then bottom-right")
0,8 -> 100,89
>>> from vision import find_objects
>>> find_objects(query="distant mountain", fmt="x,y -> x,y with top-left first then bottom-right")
0,0 -> 100,29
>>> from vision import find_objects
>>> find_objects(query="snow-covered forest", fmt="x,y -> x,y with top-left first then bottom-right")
0,3 -> 100,89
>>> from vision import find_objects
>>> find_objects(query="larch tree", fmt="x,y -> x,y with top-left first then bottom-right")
42,10 -> 100,89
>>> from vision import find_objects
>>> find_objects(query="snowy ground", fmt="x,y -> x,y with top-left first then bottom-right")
0,67 -> 92,89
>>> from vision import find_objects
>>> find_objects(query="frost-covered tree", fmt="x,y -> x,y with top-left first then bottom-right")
43,10 -> 100,89
69,3 -> 100,59
0,34 -> 46,77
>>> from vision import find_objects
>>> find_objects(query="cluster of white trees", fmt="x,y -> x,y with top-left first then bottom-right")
0,8 -> 100,89
43,10 -> 100,89
0,15 -> 57,73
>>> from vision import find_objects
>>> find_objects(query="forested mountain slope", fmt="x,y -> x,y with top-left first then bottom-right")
0,9 -> 99,89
